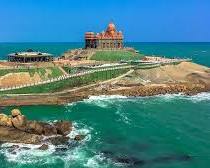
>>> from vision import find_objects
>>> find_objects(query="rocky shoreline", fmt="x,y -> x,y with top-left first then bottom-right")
107,83 -> 209,97
0,109 -> 85,148
0,82 -> 209,106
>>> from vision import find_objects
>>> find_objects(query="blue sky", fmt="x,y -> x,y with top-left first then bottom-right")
0,0 -> 209,42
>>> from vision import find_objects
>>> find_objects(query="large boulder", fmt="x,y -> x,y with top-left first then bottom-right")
0,109 -> 75,145
41,123 -> 57,136
11,109 -> 21,117
11,114 -> 27,131
25,121 -> 57,136
46,136 -> 70,146
26,120 -> 44,135
0,114 -> 13,127
0,126 -> 42,144
54,121 -> 72,136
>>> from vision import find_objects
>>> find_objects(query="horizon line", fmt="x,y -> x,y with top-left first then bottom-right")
0,41 -> 210,43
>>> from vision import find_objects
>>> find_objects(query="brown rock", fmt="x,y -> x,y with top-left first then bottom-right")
11,109 -> 21,117
46,136 -> 69,146
38,144 -> 49,150
0,114 -> 13,127
0,126 -> 42,144
11,115 -> 27,131
26,121 -> 44,135
42,123 -> 57,136
55,121 -> 72,136
74,135 -> 86,141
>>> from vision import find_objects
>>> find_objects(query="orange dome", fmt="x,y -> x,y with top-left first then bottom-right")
107,22 -> 116,32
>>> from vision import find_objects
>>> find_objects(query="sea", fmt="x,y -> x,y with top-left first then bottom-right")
0,42 -> 210,168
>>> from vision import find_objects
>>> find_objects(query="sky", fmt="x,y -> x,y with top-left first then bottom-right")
0,0 -> 210,42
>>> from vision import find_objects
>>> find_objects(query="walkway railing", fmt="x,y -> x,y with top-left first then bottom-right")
0,65 -> 134,92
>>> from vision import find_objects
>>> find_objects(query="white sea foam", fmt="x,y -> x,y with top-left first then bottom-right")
134,92 -> 210,103
82,95 -> 127,108
187,92 -> 210,102
69,122 -> 92,142
0,143 -> 56,164
152,93 -> 184,101
66,95 -> 127,109
156,92 -> 210,102
115,109 -> 131,125
88,95 -> 127,100
84,154 -> 106,168
66,93 -> 210,110
66,101 -> 77,107
0,121 -> 93,166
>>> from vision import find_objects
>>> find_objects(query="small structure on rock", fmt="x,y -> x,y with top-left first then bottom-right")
85,22 -> 124,49
8,49 -> 53,63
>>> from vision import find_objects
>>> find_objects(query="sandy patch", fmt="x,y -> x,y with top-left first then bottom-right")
0,72 -> 41,87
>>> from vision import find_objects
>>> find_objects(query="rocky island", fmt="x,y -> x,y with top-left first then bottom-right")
0,23 -> 209,106
0,22 -> 209,168
0,109 -> 84,147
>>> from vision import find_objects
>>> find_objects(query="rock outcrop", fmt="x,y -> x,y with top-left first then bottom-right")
0,109 -> 81,145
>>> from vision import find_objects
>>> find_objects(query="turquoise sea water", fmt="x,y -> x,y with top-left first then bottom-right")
1,94 -> 210,168
0,42 -> 210,66
0,43 -> 210,168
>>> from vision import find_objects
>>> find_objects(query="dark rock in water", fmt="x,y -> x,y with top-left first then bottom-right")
152,154 -> 192,163
132,142 -> 150,151
67,140 -> 80,149
46,136 -> 69,146
101,150 -> 114,156
55,147 -> 68,152
26,121 -> 44,135
0,126 -> 42,144
10,145 -> 19,149
114,156 -> 145,166
100,149 -> 145,166
21,147 -> 30,150
55,121 -> 72,136
41,123 -> 57,136
7,145 -> 19,153
11,151 -> 17,155
74,135 -> 86,141
176,155 -> 192,161
38,144 -> 49,150
0,141 -> 4,146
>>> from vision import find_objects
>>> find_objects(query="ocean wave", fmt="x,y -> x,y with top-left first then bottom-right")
0,121 -> 93,166
130,92 -> 210,103
66,95 -> 127,109
67,92 -> 210,110
154,92 -> 210,102
81,95 -> 128,108
88,95 -> 128,100
187,92 -> 210,102
115,108 -> 131,125
0,143 -> 56,164
69,122 -> 92,142
84,154 -> 106,168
